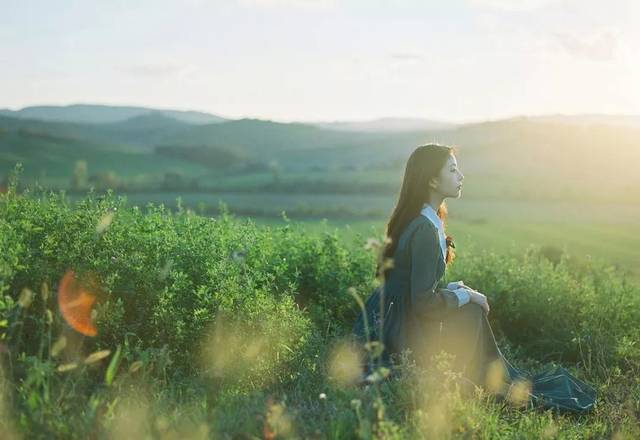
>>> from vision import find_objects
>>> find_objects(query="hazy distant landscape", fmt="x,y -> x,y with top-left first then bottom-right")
2,104 -> 639,201
2,103 -> 639,284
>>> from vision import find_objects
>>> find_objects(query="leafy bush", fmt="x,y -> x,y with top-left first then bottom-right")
1,170 -> 639,438
4,202 -> 310,378
444,245 -> 640,371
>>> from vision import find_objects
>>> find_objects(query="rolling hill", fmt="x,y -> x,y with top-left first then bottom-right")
1,108 -> 638,202
0,104 -> 226,125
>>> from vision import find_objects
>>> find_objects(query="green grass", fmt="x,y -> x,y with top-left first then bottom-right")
2,184 -> 640,438
0,131 -> 211,188
66,189 -> 640,282
252,206 -> 640,284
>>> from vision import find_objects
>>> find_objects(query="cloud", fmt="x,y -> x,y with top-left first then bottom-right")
236,0 -> 336,10
468,0 -> 564,12
553,30 -> 620,61
389,52 -> 424,61
122,60 -> 198,78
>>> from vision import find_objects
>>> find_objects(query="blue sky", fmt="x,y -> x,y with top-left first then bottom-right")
1,0 -> 638,122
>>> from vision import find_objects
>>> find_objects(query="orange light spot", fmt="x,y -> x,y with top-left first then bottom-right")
58,270 -> 98,337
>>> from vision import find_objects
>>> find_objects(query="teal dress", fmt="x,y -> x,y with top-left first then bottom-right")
352,215 -> 596,414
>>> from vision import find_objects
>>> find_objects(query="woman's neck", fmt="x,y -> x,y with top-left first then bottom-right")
427,194 -> 444,213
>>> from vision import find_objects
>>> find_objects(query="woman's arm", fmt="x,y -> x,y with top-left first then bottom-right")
410,224 -> 463,318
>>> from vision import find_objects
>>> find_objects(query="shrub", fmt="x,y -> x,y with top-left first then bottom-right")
444,245 -> 640,371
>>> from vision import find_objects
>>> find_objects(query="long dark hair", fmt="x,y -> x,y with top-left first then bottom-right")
376,144 -> 458,280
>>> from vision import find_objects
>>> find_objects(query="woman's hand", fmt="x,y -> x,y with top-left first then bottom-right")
447,281 -> 490,314
468,290 -> 490,315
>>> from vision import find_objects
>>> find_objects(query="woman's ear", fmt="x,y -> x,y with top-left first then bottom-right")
429,177 -> 438,189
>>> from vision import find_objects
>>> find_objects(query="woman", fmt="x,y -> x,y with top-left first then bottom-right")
352,144 -> 596,414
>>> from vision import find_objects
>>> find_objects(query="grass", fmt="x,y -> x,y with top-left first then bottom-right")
2,178 -> 639,438
253,213 -> 640,285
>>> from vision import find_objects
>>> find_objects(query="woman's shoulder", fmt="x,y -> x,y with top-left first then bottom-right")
407,215 -> 437,238
398,215 -> 437,250
409,218 -> 444,266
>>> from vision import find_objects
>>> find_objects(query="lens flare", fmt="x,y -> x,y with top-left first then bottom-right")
507,378 -> 533,407
96,211 -> 114,234
264,400 -> 294,439
51,336 -> 67,357
83,349 -> 111,365
58,270 -> 99,337
327,339 -> 363,386
107,393 -> 151,439
18,288 -> 34,308
485,358 -> 509,395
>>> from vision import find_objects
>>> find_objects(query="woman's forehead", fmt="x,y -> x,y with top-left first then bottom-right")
447,155 -> 458,166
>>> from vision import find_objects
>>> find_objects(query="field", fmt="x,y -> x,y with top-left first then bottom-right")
2,180 -> 639,438
266,217 -> 640,285
67,191 -> 640,284
2,112 -> 640,437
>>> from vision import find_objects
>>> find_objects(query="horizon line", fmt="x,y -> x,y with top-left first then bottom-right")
2,101 -> 639,126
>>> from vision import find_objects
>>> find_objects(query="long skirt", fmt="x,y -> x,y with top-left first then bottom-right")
354,298 -> 596,414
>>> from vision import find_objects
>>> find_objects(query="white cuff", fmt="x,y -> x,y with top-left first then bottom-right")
452,287 -> 471,307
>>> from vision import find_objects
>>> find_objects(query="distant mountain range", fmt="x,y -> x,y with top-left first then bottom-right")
526,114 -> 640,128
1,104 -> 638,202
0,104 -> 227,125
314,117 -> 455,132
2,104 -> 640,132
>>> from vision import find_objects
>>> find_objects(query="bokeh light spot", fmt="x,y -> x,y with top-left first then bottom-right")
96,211 -> 114,234
507,378 -> 533,407
58,270 -> 99,337
485,358 -> 508,395
327,339 -> 363,386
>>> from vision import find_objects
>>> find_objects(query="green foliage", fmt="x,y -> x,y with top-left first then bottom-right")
0,182 -> 639,438
445,245 -> 640,372
0,189 -> 317,384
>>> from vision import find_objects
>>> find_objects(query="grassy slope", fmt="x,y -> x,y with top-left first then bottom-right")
253,208 -> 640,284
2,113 -> 640,203
2,190 -> 639,438
5,193 -> 640,439
0,130 -> 211,185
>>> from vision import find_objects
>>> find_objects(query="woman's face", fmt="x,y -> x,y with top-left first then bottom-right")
431,154 -> 464,198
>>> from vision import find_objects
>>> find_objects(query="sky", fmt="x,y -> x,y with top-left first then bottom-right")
1,0 -> 639,123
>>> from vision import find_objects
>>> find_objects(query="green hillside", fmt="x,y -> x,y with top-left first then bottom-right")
0,103 -> 226,124
1,111 -> 638,203
1,189 -> 638,438
0,129 -> 210,188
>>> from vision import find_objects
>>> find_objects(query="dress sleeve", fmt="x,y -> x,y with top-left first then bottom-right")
446,280 -> 472,307
452,287 -> 471,307
410,223 -> 461,318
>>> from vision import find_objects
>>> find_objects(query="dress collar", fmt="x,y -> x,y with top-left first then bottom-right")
419,203 -> 447,260
420,203 -> 442,229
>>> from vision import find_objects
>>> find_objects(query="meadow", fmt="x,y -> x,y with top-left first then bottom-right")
1,173 -> 639,439
66,191 -> 639,284
2,107 -> 639,439
262,198 -> 640,285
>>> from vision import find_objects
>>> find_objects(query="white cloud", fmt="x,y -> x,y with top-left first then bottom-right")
468,0 -> 565,12
389,52 -> 423,61
122,60 -> 198,78
236,0 -> 336,10
552,30 -> 620,61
